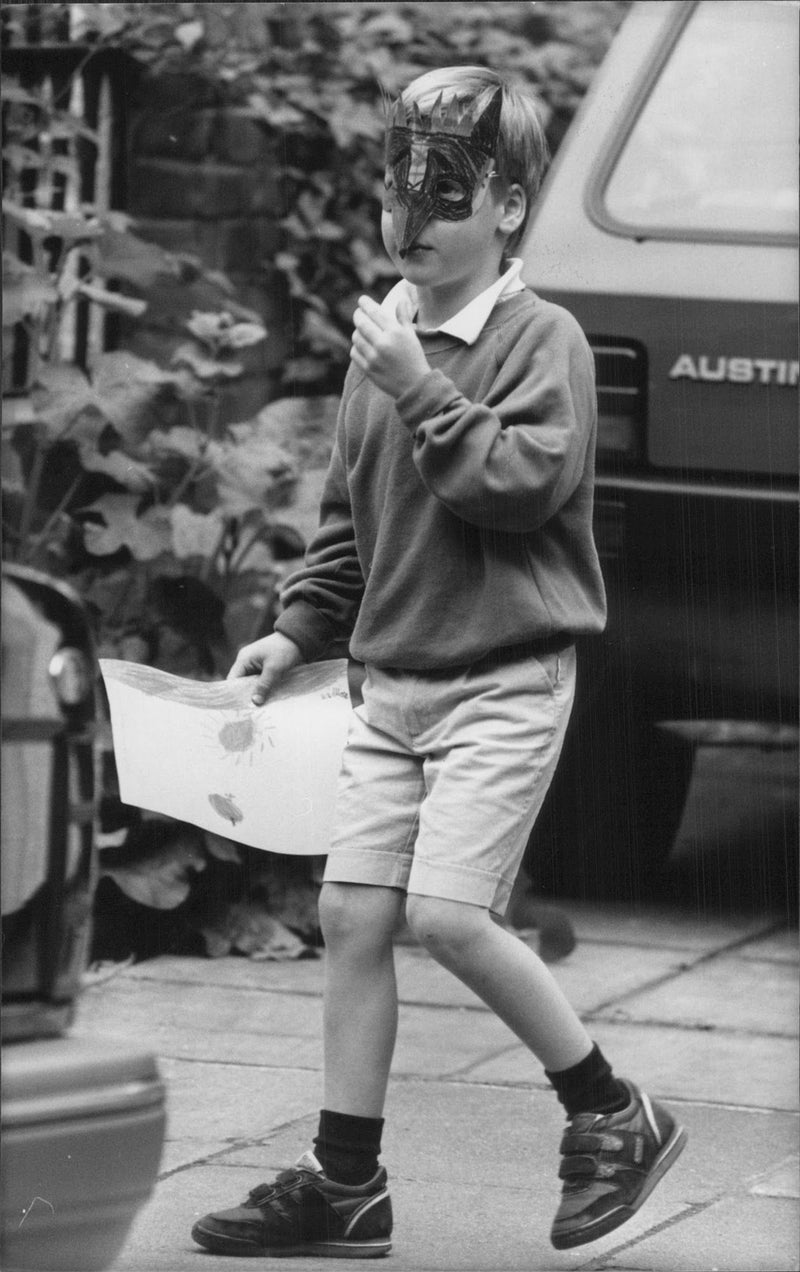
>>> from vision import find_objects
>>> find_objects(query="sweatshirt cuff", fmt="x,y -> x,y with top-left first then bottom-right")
395,368 -> 463,432
273,601 -> 336,664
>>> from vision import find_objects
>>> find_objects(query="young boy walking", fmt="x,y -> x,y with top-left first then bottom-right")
191,66 -> 686,1259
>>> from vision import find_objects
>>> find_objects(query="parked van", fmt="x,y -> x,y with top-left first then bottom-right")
520,0 -> 798,897
1,566 -> 166,1270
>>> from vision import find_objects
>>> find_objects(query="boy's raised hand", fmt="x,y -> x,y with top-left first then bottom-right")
227,631 -> 303,706
350,294 -> 429,399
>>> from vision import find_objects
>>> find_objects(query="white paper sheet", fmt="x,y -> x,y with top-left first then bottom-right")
100,659 -> 353,856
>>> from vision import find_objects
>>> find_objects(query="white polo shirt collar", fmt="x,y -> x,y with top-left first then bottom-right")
380,257 -> 525,346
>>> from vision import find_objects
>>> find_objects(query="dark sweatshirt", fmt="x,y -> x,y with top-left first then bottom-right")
274,288 -> 607,671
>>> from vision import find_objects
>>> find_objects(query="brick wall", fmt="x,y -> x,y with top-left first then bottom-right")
125,72 -> 293,427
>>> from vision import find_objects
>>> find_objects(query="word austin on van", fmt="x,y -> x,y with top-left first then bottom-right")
669,355 -> 799,386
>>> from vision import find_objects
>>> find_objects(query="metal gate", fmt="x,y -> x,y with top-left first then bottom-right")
2,4 -> 127,392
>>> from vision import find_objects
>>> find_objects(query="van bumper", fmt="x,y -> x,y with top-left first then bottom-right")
1,1036 -> 166,1272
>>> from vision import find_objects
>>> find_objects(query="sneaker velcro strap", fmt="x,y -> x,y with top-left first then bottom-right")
559,1154 -> 601,1180
247,1183 -> 278,1205
559,1129 -> 647,1177
559,1153 -> 636,1182
248,1171 -> 305,1206
559,1134 -> 628,1165
561,1131 -> 625,1155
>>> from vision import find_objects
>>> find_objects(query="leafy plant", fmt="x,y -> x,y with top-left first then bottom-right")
2,75 -> 307,675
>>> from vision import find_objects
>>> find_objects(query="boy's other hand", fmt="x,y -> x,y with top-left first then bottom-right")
351,294 -> 429,398
227,631 -> 303,705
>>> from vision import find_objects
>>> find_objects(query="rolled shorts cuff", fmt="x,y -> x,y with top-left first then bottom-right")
408,855 -> 516,916
323,846 -> 412,892
323,848 -> 515,916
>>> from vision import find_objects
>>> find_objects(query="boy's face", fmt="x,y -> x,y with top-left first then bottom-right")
382,89 -> 503,265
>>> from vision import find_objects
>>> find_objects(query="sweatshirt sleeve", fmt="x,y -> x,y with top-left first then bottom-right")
394,310 -> 596,534
273,427 -> 364,662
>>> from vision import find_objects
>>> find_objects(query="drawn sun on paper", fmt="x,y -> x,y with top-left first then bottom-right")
211,709 -> 275,765
208,791 -> 244,826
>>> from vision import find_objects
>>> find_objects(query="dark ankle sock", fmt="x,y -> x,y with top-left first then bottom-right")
313,1109 -> 384,1185
545,1043 -> 629,1118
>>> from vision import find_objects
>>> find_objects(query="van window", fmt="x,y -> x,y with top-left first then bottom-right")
600,1 -> 799,240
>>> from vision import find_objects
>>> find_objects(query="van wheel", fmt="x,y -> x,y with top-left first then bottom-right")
524,683 -> 696,903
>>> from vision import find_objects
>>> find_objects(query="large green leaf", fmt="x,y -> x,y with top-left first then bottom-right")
30,365 -> 99,438
93,223 -> 181,289
169,504 -> 227,560
31,353 -> 178,448
82,494 -> 172,560
186,311 -> 267,351
91,351 -> 180,444
208,434 -> 296,514
171,341 -> 243,381
146,427 -> 206,461
77,446 -> 156,493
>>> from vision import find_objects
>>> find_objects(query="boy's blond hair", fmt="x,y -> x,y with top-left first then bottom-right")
399,66 -> 550,255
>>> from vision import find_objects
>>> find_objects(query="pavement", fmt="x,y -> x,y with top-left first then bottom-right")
75,896 -> 800,1272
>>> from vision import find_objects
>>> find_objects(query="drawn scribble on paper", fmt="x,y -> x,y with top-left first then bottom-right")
208,792 -> 244,826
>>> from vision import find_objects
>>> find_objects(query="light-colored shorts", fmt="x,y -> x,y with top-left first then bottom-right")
323,644 -> 577,916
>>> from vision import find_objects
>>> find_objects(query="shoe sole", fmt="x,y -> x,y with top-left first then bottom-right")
551,1122 -> 688,1250
191,1222 -> 391,1258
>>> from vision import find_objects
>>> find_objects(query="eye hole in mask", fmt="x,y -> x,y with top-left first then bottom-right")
433,177 -> 471,204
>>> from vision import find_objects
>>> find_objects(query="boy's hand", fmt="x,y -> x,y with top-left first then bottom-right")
350,294 -> 429,398
227,631 -> 303,705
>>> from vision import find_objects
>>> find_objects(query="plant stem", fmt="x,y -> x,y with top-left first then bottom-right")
17,440 -> 48,558
20,473 -> 83,566
201,520 -> 231,584
228,524 -> 268,573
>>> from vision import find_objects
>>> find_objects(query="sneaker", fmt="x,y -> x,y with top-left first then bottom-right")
191,1150 -> 392,1258
550,1079 -> 687,1249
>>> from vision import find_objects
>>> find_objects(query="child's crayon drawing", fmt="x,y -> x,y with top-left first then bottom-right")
100,659 -> 352,855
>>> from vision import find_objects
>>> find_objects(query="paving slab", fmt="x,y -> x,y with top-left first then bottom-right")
545,903 -> 785,953
598,1194 -> 799,1272
78,979 -> 519,1081
459,1019 -> 800,1110
602,955 -> 798,1036
122,953 -> 328,996
748,1153 -> 800,1199
78,976 -> 325,1043
152,1057 -> 323,1148
732,927 -> 799,964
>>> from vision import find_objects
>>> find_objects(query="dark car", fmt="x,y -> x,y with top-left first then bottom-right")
1,564 -> 166,1271
520,0 -> 799,897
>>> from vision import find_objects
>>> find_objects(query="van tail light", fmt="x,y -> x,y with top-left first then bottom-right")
49,647 -> 93,709
590,339 -> 647,464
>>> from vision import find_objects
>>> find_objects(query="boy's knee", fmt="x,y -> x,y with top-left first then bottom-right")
318,882 -> 401,952
405,894 -> 485,956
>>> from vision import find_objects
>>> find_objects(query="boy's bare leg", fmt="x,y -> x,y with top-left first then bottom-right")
406,894 -> 592,1071
319,882 -> 406,1116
